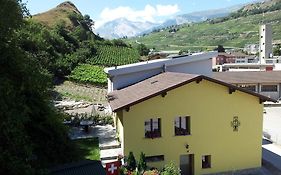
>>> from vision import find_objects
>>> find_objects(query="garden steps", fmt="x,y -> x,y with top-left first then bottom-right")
100,147 -> 122,166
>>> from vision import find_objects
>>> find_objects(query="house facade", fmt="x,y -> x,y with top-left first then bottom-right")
108,72 -> 273,175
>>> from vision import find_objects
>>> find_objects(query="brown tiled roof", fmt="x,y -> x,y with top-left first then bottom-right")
108,72 -> 275,112
218,52 -> 234,57
228,52 -> 247,57
217,52 -> 248,58
213,71 -> 281,84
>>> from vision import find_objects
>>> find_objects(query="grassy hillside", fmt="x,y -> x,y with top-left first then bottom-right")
23,1 -> 140,86
32,1 -> 81,31
127,10 -> 281,51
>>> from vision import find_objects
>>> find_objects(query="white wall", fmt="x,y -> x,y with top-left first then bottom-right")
111,68 -> 162,90
106,52 -> 217,92
166,58 -> 212,76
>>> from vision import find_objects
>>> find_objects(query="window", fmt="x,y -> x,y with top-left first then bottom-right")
145,118 -> 161,138
175,116 -> 190,136
261,35 -> 263,38
238,84 -> 256,92
202,155 -> 211,169
261,85 -> 278,92
145,155 -> 164,162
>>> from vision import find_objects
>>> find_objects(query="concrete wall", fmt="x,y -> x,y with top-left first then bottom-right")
260,24 -> 273,63
117,80 -> 263,174
166,59 -> 212,76
111,68 -> 162,91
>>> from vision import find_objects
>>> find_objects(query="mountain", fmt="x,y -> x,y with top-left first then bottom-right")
125,4 -> 281,51
159,4 -> 244,28
96,4 -> 244,39
239,0 -> 280,12
32,1 -> 83,31
95,18 -> 158,39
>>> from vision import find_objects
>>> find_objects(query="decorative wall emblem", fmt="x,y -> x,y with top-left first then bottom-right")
231,116 -> 240,131
185,144 -> 189,152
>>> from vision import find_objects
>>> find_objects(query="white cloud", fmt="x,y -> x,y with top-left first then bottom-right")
95,4 -> 180,28
156,4 -> 180,16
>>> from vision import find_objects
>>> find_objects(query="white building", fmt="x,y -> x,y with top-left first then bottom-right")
213,71 -> 281,100
244,44 -> 259,55
104,52 -> 217,92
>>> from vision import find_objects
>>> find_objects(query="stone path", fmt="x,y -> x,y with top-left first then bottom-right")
70,125 -> 121,166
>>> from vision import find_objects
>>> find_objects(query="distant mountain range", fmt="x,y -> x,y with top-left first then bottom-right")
124,0 -> 281,51
94,4 -> 244,39
95,18 -> 158,39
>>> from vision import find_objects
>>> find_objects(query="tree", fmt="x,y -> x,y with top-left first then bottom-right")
215,45 -> 225,52
126,152 -> 137,171
0,1 -> 79,174
112,39 -> 128,47
179,49 -> 189,55
81,14 -> 94,32
137,152 -> 147,173
274,45 -> 281,56
137,43 -> 150,56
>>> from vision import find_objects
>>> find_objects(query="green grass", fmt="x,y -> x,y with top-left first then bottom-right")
126,10 -> 281,51
74,138 -> 100,160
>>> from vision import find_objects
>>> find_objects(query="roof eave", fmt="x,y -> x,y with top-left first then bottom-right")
110,75 -> 276,112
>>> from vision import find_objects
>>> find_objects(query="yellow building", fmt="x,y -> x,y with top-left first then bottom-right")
108,72 -> 274,175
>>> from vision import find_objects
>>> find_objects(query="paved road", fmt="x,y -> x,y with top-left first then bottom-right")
262,144 -> 281,174
263,106 -> 281,144
262,106 -> 281,174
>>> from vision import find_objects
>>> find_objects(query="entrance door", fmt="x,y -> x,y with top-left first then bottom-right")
180,154 -> 194,175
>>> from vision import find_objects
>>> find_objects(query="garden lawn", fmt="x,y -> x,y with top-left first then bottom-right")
74,137 -> 100,160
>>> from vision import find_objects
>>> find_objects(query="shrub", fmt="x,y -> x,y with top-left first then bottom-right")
69,64 -> 107,85
137,43 -> 150,56
127,152 -> 137,171
137,152 -> 147,173
144,170 -> 160,175
161,162 -> 181,175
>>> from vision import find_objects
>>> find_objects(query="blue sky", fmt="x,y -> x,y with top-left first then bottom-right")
25,0 -> 257,28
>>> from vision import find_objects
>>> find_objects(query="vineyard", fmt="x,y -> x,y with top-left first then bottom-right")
69,64 -> 107,85
90,45 -> 140,66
